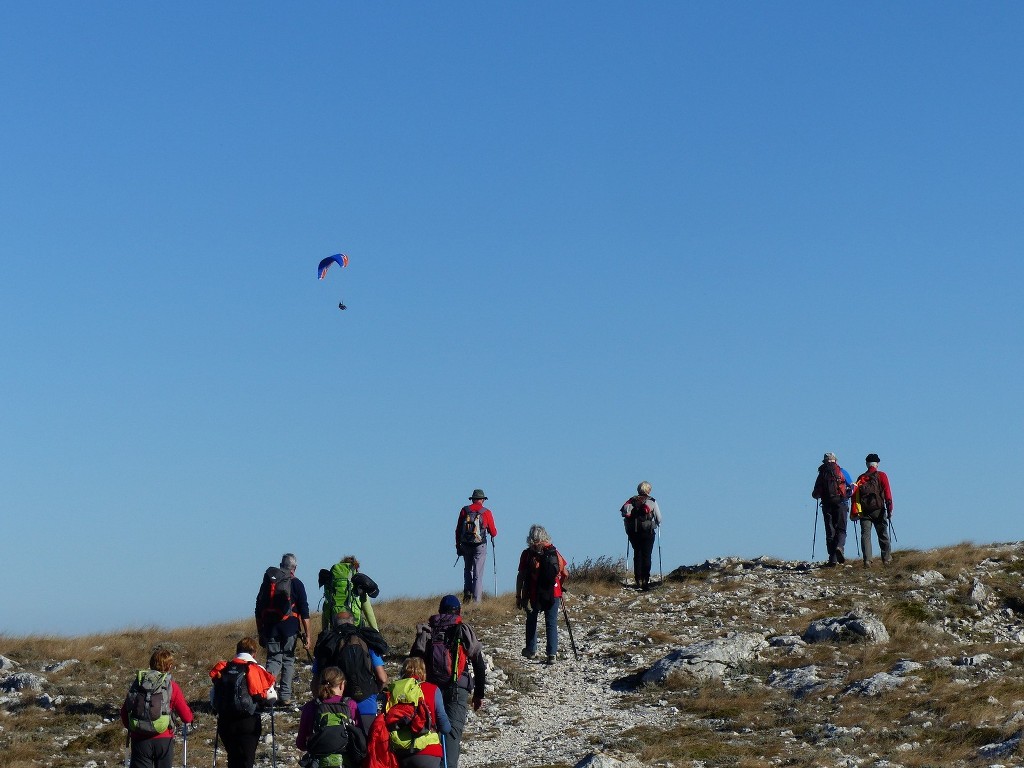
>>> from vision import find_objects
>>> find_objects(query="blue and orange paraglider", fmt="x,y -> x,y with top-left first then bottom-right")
317,253 -> 349,310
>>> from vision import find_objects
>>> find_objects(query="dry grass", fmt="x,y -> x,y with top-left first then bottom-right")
7,541 -> 1024,768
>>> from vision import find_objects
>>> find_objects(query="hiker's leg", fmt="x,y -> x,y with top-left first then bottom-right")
130,736 -> 172,768
835,501 -> 849,557
472,544 -> 487,602
265,637 -> 283,686
638,532 -> 655,583
545,598 -> 560,658
860,515 -> 873,563
278,634 -> 297,701
877,518 -> 892,563
463,553 -> 474,600
822,502 -> 838,561
442,685 -> 469,768
524,603 -> 539,656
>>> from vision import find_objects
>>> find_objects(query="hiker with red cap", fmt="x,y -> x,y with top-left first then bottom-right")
409,595 -> 487,768
455,489 -> 498,603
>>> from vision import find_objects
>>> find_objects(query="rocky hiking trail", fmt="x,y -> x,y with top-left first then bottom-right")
462,591 -> 679,767
8,543 -> 1024,767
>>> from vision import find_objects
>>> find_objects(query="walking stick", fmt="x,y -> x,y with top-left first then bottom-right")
657,526 -> 663,584
854,518 -> 862,558
889,518 -> 898,543
270,702 -> 277,768
442,732 -> 449,768
812,500 -> 819,561
453,554 -> 461,567
124,732 -> 130,768
212,721 -> 220,768
560,595 -> 580,661
491,538 -> 497,597
181,722 -> 188,768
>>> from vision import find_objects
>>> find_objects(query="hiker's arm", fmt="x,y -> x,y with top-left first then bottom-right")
374,661 -> 388,689
433,688 -> 452,735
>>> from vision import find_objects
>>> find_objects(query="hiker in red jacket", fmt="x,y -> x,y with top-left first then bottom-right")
851,453 -> 894,567
120,649 -> 193,768
455,489 -> 498,603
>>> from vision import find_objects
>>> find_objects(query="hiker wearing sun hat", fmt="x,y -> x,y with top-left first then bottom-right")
455,489 -> 498,603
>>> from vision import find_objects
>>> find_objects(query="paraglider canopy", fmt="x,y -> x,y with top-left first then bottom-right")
317,253 -> 349,279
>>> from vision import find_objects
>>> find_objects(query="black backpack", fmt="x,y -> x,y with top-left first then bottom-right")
306,699 -> 367,765
535,546 -> 562,608
629,496 -> 656,534
859,472 -> 885,514
257,567 -> 295,629
213,661 -> 258,719
819,463 -> 847,504
315,628 -> 380,703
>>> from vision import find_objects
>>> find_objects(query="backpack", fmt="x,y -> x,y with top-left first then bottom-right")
383,678 -> 439,756
535,545 -> 562,607
858,471 -> 885,515
322,561 -> 363,629
628,496 -> 656,535
212,661 -> 258,720
305,699 -> 367,767
425,613 -> 468,688
459,506 -> 486,546
314,628 -> 379,703
819,463 -> 847,504
124,670 -> 173,735
258,566 -> 295,629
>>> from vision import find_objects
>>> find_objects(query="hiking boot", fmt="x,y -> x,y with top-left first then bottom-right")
862,560 -> 872,569
521,648 -> 536,660
836,550 -> 845,564
545,654 -> 556,665
823,561 -> 836,568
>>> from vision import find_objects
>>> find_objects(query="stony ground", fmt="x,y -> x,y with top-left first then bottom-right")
7,542 -> 1024,767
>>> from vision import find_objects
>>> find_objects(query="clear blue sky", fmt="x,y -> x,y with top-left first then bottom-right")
3,4 -> 1022,635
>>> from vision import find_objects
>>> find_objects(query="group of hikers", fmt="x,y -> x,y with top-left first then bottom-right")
121,485 -> 650,768
118,463 -> 902,768
812,452 -> 895,567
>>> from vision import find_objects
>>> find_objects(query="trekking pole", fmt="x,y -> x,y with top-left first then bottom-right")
854,518 -> 862,558
269,702 -> 277,768
453,554 -> 461,567
181,721 -> 188,768
491,538 -> 497,598
212,721 -> 220,768
812,500 -> 819,561
442,732 -> 449,768
657,527 -> 663,584
560,594 -> 580,661
124,732 -> 130,768
889,518 -> 898,543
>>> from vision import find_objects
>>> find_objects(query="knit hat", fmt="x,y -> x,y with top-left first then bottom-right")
439,595 -> 461,614
865,453 -> 881,464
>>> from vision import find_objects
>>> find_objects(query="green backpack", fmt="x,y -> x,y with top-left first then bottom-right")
124,670 -> 173,735
383,677 -> 440,756
322,561 -> 363,630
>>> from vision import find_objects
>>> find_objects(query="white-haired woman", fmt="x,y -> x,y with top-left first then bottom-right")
621,481 -> 662,590
515,525 -> 568,664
